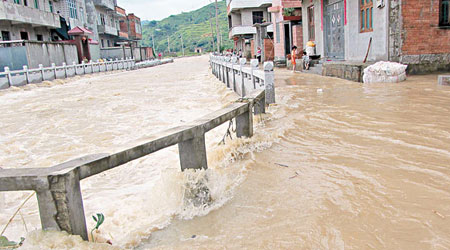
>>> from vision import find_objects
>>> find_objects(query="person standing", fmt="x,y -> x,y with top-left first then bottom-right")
256,47 -> 262,63
291,46 -> 297,73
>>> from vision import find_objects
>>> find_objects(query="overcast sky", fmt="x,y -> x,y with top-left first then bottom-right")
116,0 -> 214,21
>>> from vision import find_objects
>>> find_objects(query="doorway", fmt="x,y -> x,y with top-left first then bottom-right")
324,0 -> 345,59
284,23 -> 291,57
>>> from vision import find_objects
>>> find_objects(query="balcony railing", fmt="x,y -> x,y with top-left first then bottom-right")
0,1 -> 60,28
97,25 -> 118,36
93,0 -> 115,10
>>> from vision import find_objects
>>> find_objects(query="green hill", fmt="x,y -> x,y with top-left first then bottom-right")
140,0 -> 232,55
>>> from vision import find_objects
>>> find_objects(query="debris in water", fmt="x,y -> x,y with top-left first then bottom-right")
191,235 -> 196,239
184,175 -> 212,208
275,163 -> 289,168
289,171 -> 300,179
433,210 -> 445,219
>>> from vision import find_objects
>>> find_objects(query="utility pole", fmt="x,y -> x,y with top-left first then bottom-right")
214,0 -> 221,53
167,36 -> 171,53
180,33 -> 185,56
208,7 -> 216,52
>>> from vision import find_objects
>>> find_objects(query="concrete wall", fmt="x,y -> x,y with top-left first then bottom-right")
0,46 -> 28,71
100,47 -> 131,60
89,44 -> 101,61
25,42 -> 78,68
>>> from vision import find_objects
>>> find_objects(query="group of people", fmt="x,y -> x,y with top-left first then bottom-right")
290,45 -> 310,73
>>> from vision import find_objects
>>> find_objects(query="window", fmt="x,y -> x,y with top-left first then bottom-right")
20,32 -> 29,40
252,11 -> 264,24
14,0 -> 20,4
360,0 -> 373,32
1,31 -> 11,41
34,0 -> 39,9
107,40 -> 110,47
24,0 -> 28,6
68,0 -> 78,19
308,6 -> 315,40
228,16 -> 232,29
101,39 -> 104,47
100,14 -> 106,25
49,1 -> 53,13
37,34 -> 43,41
440,0 -> 450,27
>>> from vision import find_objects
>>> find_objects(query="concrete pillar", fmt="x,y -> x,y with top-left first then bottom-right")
4,67 -> 11,87
39,64 -> 45,81
36,169 -> 88,241
236,105 -> 253,138
72,62 -> 77,75
178,134 -> 208,171
263,62 -> 275,104
250,59 -> 259,89
89,60 -> 94,73
62,63 -> 67,78
82,61 -> 86,75
254,96 -> 266,115
23,66 -> 29,84
52,63 -> 57,79
239,58 -> 247,97
231,57 -> 238,91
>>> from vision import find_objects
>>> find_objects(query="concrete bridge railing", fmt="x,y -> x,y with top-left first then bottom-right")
210,55 -> 275,104
0,87 -> 265,241
0,58 -> 174,90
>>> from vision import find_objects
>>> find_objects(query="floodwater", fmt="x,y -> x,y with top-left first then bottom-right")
1,56 -> 450,249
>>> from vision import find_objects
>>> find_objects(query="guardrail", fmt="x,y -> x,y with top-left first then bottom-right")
209,55 -> 275,104
0,58 -> 174,90
0,87 -> 265,241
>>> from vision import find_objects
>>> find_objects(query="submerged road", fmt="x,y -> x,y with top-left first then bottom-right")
1,56 -> 449,249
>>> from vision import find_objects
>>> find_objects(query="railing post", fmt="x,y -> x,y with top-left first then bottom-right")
236,104 -> 253,138
263,62 -> 275,104
23,66 -> 29,85
63,63 -> 67,78
73,62 -> 77,75
250,59 -> 259,89
39,64 -> 45,81
178,134 -> 208,171
36,169 -> 88,241
225,57 -> 230,88
82,61 -> 86,75
4,67 -> 12,87
90,60 -> 94,73
254,95 -> 266,115
52,63 -> 57,79
231,56 -> 237,91
239,58 -> 247,97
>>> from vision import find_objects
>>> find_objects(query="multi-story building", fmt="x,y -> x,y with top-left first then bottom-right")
116,6 -> 128,41
0,0 -> 61,41
226,0 -> 273,59
52,0 -> 88,29
127,13 -> 142,42
269,0 -> 302,62
89,0 -> 119,48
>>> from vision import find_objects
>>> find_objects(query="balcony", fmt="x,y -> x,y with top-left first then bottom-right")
0,1 -> 60,28
229,24 -> 273,38
228,0 -> 272,13
97,25 -> 118,36
93,0 -> 115,11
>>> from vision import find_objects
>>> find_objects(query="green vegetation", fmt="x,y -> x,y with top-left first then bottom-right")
140,0 -> 233,54
90,213 -> 105,243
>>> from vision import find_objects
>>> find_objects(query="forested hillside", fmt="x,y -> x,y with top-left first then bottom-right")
140,0 -> 232,54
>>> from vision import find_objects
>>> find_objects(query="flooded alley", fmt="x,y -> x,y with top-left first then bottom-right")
1,55 -> 449,249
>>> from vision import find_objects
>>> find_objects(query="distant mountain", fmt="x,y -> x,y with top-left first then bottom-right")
140,0 -> 232,54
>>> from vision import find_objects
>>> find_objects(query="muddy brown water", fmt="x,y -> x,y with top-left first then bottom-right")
1,56 -> 449,249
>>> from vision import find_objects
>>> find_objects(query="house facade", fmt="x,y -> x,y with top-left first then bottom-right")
302,0 -> 450,73
227,0 -> 274,59
0,0 -> 61,42
269,0 -> 302,62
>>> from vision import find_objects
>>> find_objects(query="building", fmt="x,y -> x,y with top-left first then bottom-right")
301,0 -> 450,73
116,6 -> 129,42
269,0 -> 302,62
227,0 -> 274,60
127,13 -> 142,44
88,0 -> 119,48
52,0 -> 88,29
0,0 -> 61,42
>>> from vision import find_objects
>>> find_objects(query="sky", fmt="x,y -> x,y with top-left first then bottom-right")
116,0 -> 214,21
